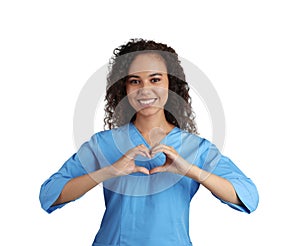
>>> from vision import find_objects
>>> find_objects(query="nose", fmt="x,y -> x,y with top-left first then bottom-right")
137,81 -> 152,95
140,80 -> 151,88
138,87 -> 151,96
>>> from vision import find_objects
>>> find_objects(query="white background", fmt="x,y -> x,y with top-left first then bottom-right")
1,0 -> 299,245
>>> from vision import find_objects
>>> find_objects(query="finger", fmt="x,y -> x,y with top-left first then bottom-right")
151,144 -> 175,153
136,144 -> 151,158
149,166 -> 166,174
126,145 -> 150,159
150,144 -> 166,156
151,144 -> 174,157
135,149 -> 151,159
150,143 -> 164,152
134,166 -> 150,175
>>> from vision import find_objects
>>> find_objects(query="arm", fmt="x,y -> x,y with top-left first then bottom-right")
150,144 -> 257,209
52,166 -> 115,206
51,144 -> 150,206
186,165 -> 242,205
149,144 -> 241,205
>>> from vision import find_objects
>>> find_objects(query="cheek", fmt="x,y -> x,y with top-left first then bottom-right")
126,85 -> 136,98
155,87 -> 169,101
125,85 -> 131,95
126,83 -> 140,95
161,80 -> 169,99
126,90 -> 138,107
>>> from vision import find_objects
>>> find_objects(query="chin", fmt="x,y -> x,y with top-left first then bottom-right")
136,107 -> 163,117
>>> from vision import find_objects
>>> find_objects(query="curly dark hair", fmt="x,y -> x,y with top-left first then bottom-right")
104,38 -> 198,134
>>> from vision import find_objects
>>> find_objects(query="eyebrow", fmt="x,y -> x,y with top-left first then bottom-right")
149,73 -> 163,77
127,73 -> 163,79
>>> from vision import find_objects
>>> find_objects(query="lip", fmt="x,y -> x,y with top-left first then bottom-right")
137,98 -> 157,107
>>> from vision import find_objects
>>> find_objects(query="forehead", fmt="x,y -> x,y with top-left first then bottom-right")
128,53 -> 167,74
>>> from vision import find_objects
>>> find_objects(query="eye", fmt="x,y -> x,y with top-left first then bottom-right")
128,79 -> 140,85
150,78 -> 161,83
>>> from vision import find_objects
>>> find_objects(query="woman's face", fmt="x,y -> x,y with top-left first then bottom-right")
126,53 -> 169,118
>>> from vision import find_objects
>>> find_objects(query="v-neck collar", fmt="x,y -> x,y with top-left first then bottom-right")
129,122 -> 179,148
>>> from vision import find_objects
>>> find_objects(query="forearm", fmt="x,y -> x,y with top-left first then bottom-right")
52,166 -> 116,206
187,165 -> 242,205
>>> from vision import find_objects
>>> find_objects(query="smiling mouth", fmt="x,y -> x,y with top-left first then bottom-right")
138,98 -> 157,106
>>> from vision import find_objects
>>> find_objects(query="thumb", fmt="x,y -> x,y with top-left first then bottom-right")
149,166 -> 166,175
134,166 -> 150,175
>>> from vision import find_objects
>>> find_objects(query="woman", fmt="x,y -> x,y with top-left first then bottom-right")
39,38 -> 259,246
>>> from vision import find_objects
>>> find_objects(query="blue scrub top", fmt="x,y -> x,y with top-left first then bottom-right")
39,123 -> 259,246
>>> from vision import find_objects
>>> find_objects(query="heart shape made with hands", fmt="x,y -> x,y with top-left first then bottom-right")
114,127 -> 190,176
138,127 -> 175,174
129,141 -> 188,176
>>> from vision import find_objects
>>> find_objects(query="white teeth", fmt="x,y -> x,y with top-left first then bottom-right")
138,99 -> 156,105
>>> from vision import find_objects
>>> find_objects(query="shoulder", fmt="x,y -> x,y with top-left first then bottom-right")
174,128 -> 215,152
176,127 -> 210,147
92,124 -> 130,143
172,128 -> 215,163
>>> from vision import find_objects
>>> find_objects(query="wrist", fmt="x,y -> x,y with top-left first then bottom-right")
90,165 -> 120,183
186,165 -> 211,182
104,165 -> 122,178
185,164 -> 197,179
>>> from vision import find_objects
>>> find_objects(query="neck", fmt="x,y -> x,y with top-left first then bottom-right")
133,112 -> 174,146
133,112 -> 172,134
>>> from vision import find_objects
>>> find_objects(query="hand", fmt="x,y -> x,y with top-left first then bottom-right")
149,144 -> 192,175
112,144 -> 151,176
